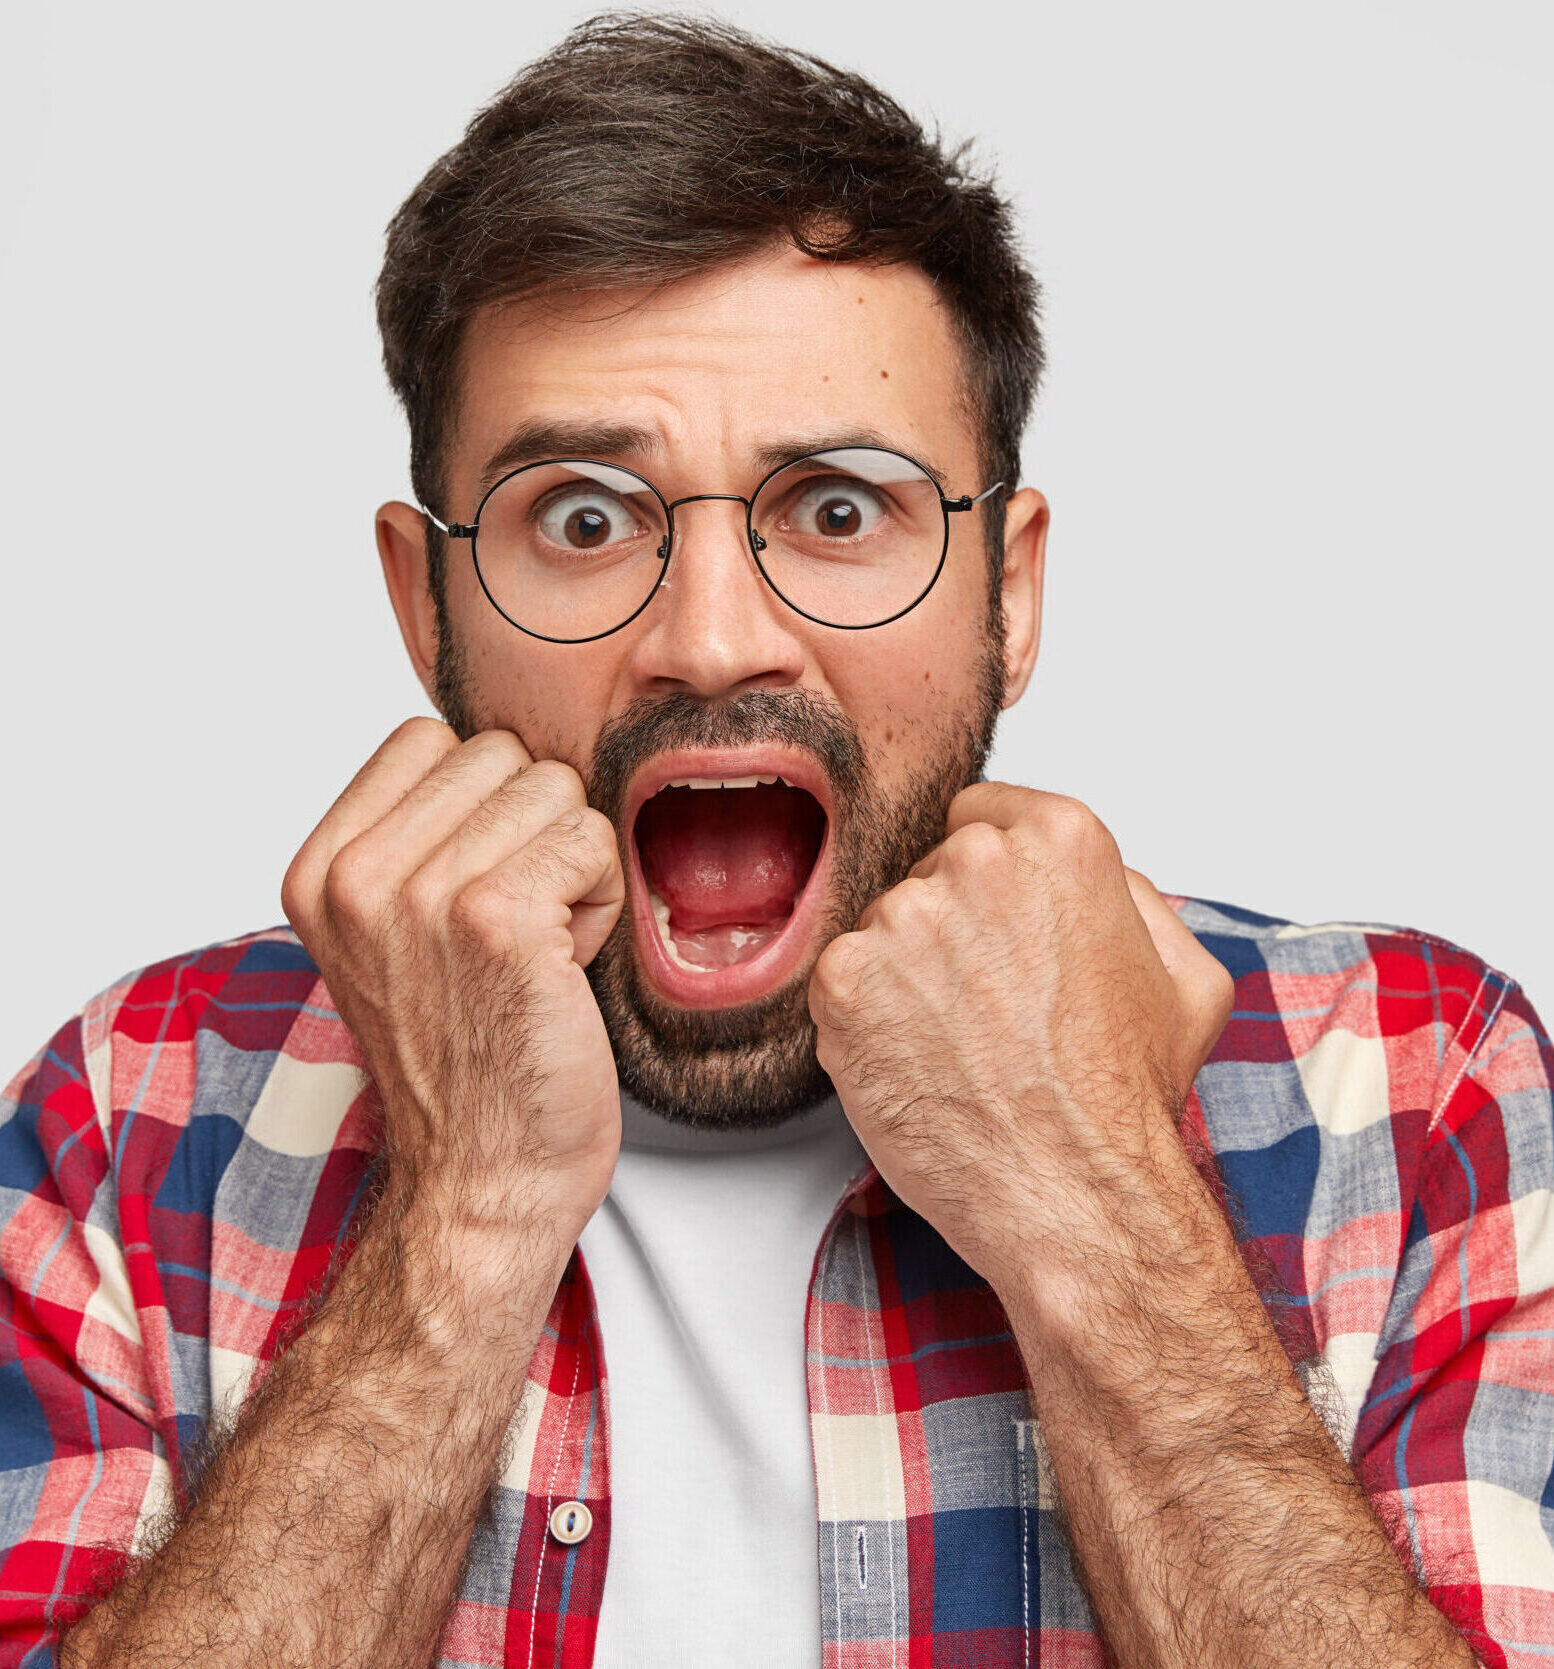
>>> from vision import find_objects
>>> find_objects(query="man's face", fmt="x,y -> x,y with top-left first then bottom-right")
378,246 -> 1046,1127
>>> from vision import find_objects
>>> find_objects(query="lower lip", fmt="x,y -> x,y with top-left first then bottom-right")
627,818 -> 834,1009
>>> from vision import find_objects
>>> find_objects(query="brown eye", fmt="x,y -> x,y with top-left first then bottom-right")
816,497 -> 862,536
536,489 -> 639,552
566,507 -> 611,548
782,479 -> 885,542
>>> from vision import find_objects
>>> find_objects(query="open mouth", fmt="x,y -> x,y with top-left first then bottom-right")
626,750 -> 833,1007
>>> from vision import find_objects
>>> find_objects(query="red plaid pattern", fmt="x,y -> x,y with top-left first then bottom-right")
1,894 -> 1550,1666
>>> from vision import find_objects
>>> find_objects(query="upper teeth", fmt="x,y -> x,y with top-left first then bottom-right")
663,774 -> 783,790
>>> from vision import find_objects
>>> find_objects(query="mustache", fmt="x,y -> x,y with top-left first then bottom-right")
587,688 -> 868,823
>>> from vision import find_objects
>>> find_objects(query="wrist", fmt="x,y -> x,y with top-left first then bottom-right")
347,1181 -> 580,1370
994,1199 -> 1293,1459
986,1150 -> 1244,1351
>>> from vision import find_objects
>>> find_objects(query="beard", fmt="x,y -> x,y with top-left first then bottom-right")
432,608 -> 1006,1130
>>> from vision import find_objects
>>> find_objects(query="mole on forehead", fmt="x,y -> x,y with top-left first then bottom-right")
456,267 -> 967,485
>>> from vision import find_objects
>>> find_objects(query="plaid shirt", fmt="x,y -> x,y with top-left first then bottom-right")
2,893 -> 1551,1668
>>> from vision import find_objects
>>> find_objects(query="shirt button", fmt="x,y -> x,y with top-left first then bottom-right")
548,1500 -> 593,1545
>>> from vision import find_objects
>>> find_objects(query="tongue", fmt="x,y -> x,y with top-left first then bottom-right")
636,784 -> 824,966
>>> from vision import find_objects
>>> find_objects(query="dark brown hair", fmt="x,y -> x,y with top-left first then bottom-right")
376,11 -> 1043,599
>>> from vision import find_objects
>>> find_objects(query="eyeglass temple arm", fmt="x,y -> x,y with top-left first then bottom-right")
944,481 -> 1006,512
418,505 -> 476,539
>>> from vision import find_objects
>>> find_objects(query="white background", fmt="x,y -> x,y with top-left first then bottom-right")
3,0 -> 1550,1074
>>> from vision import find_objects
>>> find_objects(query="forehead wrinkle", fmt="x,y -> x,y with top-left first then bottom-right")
459,262 -> 978,502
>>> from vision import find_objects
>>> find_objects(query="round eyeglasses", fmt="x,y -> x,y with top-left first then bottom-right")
420,446 -> 1004,644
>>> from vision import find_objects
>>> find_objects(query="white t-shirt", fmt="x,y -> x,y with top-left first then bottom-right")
577,1091 -> 867,1666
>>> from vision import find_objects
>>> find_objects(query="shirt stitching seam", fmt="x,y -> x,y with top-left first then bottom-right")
851,1213 -> 901,1664
524,1316 -> 583,1669
1425,970 -> 1512,1140
818,1216 -> 844,1658
1017,1420 -> 1032,1667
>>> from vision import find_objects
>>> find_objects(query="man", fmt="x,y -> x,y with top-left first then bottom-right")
1,14 -> 1549,1668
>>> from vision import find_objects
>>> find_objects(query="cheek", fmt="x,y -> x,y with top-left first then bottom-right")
449,574 -> 623,761
829,605 -> 993,771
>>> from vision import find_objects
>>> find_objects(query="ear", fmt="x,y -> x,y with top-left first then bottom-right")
996,486 -> 1048,706
376,500 -> 442,705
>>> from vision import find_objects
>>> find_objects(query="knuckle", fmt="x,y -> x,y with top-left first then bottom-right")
812,932 -> 865,999
280,854 -> 318,928
1038,792 -> 1093,833
441,734 -> 523,794
464,729 -> 528,771
489,759 -> 583,824
545,805 -> 590,845
522,757 -> 582,796
574,806 -> 619,854
397,715 -> 453,745
1204,957 -> 1237,1014
945,820 -> 1007,870
877,875 -> 934,926
398,868 -> 443,923
447,879 -> 514,942
323,844 -> 384,924
389,716 -> 459,767
1040,794 -> 1113,857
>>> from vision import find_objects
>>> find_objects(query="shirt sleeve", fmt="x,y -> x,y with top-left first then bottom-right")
0,1005 -> 170,1667
1350,976 -> 1554,1669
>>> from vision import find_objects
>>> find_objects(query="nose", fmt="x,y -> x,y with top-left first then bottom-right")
626,496 -> 808,697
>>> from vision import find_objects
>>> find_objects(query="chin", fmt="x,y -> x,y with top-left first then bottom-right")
585,930 -> 839,1130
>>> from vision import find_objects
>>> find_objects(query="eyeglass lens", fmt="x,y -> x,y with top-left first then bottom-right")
470,448 -> 946,641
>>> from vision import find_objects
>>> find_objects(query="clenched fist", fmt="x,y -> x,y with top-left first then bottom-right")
282,718 -> 625,1268
807,784 -> 1235,1294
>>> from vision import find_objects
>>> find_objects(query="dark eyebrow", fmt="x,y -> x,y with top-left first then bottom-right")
752,432 -> 949,490
474,422 -> 950,499
476,421 -> 662,495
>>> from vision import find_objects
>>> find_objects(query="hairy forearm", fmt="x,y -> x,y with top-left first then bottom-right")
61,1189 -> 571,1669
997,1141 -> 1478,1669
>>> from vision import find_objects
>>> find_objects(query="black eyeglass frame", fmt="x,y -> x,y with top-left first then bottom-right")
420,444 -> 1005,645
